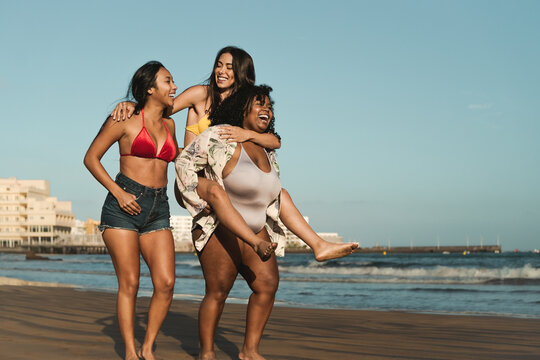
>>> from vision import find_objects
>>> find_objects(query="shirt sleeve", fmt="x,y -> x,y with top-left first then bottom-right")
175,130 -> 211,217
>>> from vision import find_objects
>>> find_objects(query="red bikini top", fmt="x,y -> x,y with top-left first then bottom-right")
121,109 -> 176,162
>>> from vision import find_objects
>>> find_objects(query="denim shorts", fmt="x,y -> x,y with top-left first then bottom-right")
99,173 -> 172,235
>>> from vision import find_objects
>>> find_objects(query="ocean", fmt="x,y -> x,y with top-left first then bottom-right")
1,251 -> 539,318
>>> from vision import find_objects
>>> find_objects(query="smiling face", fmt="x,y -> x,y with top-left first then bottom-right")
149,67 -> 177,107
243,95 -> 273,133
214,52 -> 235,90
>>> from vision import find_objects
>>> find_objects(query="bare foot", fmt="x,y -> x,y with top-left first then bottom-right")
254,241 -> 277,261
314,242 -> 359,262
125,351 -> 139,360
238,350 -> 266,360
198,350 -> 217,360
140,346 -> 155,360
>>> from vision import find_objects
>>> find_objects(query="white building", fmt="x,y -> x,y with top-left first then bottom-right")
69,218 -> 101,245
0,177 -> 75,247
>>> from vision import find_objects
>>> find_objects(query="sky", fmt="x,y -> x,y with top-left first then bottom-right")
1,0 -> 539,250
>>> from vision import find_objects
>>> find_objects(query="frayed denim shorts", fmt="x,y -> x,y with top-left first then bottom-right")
99,173 -> 172,235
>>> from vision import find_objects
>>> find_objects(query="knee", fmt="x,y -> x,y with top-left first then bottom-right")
253,276 -> 279,296
119,275 -> 139,296
154,276 -> 175,296
206,183 -> 227,204
205,287 -> 230,304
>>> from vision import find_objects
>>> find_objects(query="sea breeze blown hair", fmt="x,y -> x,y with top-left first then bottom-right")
127,61 -> 165,114
206,46 -> 256,116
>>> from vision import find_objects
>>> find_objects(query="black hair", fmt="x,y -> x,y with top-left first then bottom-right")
206,46 -> 255,117
126,61 -> 164,114
210,85 -> 279,142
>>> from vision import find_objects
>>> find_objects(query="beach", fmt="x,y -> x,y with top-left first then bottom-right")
1,284 -> 539,360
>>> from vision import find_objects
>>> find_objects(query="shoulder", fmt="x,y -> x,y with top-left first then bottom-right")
100,115 -> 128,132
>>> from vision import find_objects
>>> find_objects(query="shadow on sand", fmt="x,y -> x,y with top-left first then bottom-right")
97,308 -> 241,359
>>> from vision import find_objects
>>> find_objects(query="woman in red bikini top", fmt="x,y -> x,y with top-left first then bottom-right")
121,108 -> 176,163
84,61 -> 179,360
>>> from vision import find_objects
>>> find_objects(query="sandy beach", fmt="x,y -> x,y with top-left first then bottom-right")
1,284 -> 539,360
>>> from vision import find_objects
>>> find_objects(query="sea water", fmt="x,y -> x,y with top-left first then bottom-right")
1,252 -> 539,318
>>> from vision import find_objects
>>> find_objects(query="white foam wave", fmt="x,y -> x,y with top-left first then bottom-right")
278,263 -> 540,281
0,276 -> 74,287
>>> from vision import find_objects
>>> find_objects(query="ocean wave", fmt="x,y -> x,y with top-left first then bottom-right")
0,267 -> 117,276
174,259 -> 202,267
278,263 -> 540,282
0,276 -> 74,287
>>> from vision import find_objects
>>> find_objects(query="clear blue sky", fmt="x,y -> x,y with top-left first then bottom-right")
1,0 -> 539,250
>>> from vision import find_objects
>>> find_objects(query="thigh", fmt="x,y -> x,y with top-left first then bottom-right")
195,176 -> 220,202
198,225 -> 242,291
102,229 -> 141,278
239,229 -> 279,291
139,229 -> 176,280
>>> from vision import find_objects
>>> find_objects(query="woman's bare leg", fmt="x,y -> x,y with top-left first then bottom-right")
237,229 -> 278,360
138,230 -> 176,360
279,188 -> 359,261
197,226 -> 241,360
176,177 -> 276,261
102,229 -> 141,360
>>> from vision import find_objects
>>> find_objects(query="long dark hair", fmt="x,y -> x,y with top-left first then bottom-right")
206,46 -> 255,117
126,61 -> 164,114
210,85 -> 279,142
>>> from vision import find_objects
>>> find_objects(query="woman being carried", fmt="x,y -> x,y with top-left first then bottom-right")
177,85 -> 286,360
84,61 -> 178,360
112,46 -> 358,261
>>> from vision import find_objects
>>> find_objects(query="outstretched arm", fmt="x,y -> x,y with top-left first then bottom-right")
111,85 -> 208,121
217,126 -> 281,149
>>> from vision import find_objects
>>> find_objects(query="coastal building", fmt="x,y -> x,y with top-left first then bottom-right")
70,218 -> 101,245
0,177 -> 75,248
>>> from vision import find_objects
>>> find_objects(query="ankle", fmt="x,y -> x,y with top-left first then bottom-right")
198,349 -> 216,360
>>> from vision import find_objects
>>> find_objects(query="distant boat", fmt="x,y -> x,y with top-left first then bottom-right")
533,249 -> 539,254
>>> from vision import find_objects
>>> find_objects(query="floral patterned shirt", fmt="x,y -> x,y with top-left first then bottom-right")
175,125 -> 286,256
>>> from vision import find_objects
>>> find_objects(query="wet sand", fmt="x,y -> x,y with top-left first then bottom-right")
1,285 -> 539,359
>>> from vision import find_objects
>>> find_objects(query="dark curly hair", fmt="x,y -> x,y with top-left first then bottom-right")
209,85 -> 280,142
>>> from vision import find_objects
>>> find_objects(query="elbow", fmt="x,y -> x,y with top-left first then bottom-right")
83,154 -> 90,170
83,152 -> 94,171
